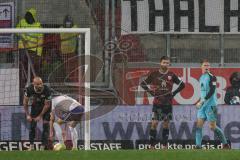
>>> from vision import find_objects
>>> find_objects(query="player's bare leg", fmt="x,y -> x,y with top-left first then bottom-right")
195,118 -> 205,149
53,122 -> 65,144
209,121 -> 230,149
68,121 -> 79,150
53,122 -> 66,150
149,119 -> 158,149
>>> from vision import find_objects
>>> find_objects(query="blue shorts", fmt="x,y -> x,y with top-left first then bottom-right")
197,105 -> 217,121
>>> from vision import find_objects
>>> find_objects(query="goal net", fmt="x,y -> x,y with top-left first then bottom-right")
0,28 -> 91,150
2,0 -> 240,150
0,68 -> 19,105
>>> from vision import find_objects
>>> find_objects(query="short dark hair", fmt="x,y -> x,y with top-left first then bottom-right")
160,56 -> 170,62
201,59 -> 209,64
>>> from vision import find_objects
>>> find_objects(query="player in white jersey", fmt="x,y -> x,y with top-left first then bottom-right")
50,95 -> 84,150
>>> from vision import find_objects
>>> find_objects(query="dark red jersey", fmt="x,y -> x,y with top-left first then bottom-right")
142,70 -> 182,105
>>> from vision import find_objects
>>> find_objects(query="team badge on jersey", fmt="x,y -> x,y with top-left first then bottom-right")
161,80 -> 167,87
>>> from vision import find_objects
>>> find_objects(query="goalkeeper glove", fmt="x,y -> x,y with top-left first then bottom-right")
196,99 -> 205,109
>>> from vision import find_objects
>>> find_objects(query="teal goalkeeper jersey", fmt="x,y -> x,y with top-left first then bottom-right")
199,72 -> 217,107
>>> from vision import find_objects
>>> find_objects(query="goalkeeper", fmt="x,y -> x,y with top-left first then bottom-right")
50,95 -> 84,150
195,59 -> 230,149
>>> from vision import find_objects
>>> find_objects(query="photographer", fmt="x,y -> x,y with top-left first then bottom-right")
224,72 -> 240,105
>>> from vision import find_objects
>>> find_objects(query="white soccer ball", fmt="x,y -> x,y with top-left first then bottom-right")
53,143 -> 66,151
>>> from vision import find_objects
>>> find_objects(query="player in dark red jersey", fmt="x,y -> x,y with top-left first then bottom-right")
140,56 -> 185,149
23,77 -> 52,150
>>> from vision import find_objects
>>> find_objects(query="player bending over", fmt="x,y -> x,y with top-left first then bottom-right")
23,77 -> 52,150
50,95 -> 84,150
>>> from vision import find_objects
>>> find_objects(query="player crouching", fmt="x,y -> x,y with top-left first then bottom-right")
50,95 -> 84,151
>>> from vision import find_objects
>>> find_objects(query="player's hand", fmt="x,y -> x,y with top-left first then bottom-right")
196,99 -> 205,109
26,115 -> 32,122
34,115 -> 42,122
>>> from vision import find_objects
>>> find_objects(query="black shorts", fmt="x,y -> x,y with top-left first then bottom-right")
152,104 -> 173,121
31,105 -> 51,121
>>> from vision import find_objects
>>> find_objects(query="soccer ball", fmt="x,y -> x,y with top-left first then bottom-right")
53,143 -> 66,151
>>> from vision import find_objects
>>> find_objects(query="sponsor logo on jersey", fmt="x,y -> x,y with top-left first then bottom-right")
161,80 -> 167,88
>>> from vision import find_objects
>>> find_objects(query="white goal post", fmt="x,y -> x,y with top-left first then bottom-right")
0,28 -> 91,150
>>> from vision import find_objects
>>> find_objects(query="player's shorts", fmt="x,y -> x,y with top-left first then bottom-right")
31,105 -> 51,121
197,105 -> 217,121
55,105 -> 84,122
152,104 -> 172,121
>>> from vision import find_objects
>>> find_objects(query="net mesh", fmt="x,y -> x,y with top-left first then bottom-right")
0,30 -> 88,148
0,0 -> 240,149
0,68 -> 19,105
0,40 -> 19,105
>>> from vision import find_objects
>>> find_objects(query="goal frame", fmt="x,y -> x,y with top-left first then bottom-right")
0,28 -> 91,150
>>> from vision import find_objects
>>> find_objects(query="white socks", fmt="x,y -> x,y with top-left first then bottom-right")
53,122 -> 64,144
69,126 -> 78,149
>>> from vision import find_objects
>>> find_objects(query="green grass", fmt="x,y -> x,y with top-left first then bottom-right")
0,150 -> 239,160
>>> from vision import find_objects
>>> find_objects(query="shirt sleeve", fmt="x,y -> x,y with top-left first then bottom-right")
140,72 -> 154,92
172,73 -> 185,96
205,74 -> 217,100
24,87 -> 31,97
45,86 -> 52,101
144,72 -> 154,84
172,73 -> 182,85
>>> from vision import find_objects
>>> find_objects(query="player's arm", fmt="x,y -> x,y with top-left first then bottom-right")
204,75 -> 217,101
40,99 -> 51,117
23,88 -> 32,122
172,74 -> 185,97
140,72 -> 155,96
35,87 -> 51,121
197,74 -> 216,108
23,96 -> 29,115
49,111 -> 54,140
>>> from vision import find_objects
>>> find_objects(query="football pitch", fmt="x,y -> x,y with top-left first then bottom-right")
1,150 -> 239,160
